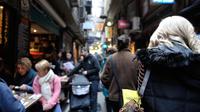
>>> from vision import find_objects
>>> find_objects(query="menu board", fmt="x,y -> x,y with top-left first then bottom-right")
17,17 -> 30,56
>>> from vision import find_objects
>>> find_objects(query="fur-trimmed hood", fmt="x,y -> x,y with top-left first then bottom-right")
136,44 -> 200,68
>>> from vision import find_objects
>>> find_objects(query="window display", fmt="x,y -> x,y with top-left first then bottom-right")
0,5 -> 8,46
29,34 -> 57,59
0,6 -> 3,44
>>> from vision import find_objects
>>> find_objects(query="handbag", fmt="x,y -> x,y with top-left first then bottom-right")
119,99 -> 144,112
111,56 -> 150,112
119,67 -> 150,112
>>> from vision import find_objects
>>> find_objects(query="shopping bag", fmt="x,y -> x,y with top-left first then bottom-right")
122,89 -> 141,106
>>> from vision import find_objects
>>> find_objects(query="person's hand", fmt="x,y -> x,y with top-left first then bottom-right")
13,94 -> 20,100
64,67 -> 70,72
9,85 -> 15,89
82,71 -> 87,75
43,104 -> 49,111
60,75 -> 69,82
19,84 -> 28,91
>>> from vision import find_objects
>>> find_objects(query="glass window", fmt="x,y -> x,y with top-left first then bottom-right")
0,6 -> 3,44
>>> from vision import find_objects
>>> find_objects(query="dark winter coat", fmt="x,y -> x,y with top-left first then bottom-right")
14,68 -> 36,86
69,53 -> 100,81
136,43 -> 200,112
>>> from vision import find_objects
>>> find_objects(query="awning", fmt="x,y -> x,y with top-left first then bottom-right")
47,0 -> 84,44
30,4 -> 60,35
65,26 -> 85,44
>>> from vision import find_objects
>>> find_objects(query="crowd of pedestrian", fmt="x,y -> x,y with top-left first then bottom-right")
0,15 -> 200,112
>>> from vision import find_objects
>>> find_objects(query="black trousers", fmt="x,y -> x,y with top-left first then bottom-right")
105,97 -> 112,112
109,100 -> 121,112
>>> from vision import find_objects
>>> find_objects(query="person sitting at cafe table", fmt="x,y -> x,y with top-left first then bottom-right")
11,57 -> 36,93
33,59 -> 62,112
0,77 -> 25,112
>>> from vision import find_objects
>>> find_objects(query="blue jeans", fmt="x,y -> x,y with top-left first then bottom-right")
90,80 -> 99,112
53,103 -> 62,112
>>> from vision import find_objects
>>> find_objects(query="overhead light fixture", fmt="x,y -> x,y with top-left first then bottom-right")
108,44 -> 112,48
89,46 -> 93,50
106,21 -> 113,27
95,47 -> 98,50
33,29 -> 37,33
0,6 -> 3,9
96,41 -> 100,44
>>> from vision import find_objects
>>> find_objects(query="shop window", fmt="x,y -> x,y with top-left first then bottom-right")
0,5 -> 8,47
29,34 -> 58,60
0,6 -> 3,44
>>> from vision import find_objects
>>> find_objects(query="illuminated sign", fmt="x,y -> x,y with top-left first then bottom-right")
152,0 -> 175,4
118,20 -> 130,29
105,26 -> 112,38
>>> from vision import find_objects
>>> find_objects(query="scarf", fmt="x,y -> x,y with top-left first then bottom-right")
148,16 -> 200,53
38,69 -> 55,101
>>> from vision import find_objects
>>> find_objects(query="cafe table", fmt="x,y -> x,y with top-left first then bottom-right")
12,90 -> 42,109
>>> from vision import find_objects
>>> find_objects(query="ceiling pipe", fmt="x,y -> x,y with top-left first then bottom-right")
36,0 -> 66,28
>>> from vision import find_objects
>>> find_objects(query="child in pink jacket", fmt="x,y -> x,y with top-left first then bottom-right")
33,59 -> 61,112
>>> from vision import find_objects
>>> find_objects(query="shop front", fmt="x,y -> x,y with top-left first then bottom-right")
29,2 -> 61,63
29,24 -> 58,63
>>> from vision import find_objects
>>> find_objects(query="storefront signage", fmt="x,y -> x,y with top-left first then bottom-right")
132,17 -> 140,31
118,20 -> 130,29
151,0 -> 175,4
105,26 -> 112,38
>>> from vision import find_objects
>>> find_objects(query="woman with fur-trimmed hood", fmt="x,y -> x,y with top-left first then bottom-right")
136,16 -> 200,112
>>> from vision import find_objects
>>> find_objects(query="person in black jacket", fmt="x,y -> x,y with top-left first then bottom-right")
69,47 -> 100,112
135,16 -> 200,112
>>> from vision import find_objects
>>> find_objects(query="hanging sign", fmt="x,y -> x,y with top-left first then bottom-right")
118,20 -> 130,29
